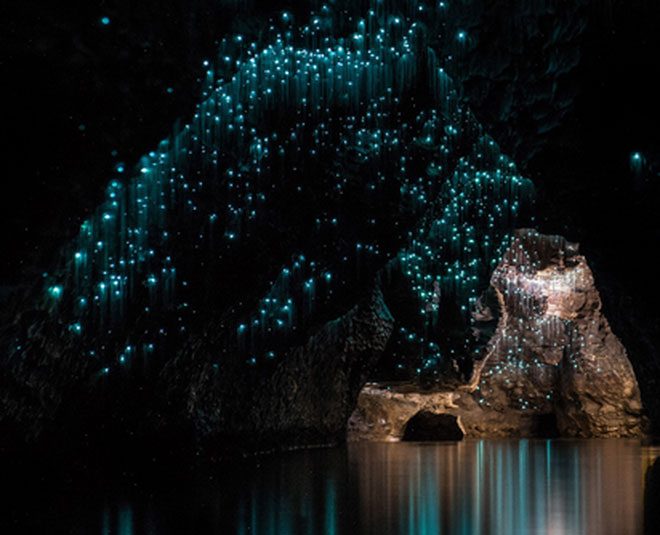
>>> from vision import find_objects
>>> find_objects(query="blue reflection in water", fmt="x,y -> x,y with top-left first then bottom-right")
99,502 -> 134,535
5,440 -> 657,534
347,440 -> 649,535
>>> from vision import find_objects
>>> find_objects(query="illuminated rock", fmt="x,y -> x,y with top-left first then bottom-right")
473,229 -> 646,437
348,382 -> 560,440
348,384 -> 460,441
349,229 -> 646,439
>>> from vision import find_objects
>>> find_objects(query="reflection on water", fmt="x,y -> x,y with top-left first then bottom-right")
349,441 -> 654,535
5,440 -> 659,534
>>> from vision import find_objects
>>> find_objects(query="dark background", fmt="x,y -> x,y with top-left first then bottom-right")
2,0 -> 659,373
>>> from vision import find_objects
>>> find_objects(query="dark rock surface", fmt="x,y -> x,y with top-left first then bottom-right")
645,457 -> 660,532
402,412 -> 464,442
0,284 -> 394,457
168,284 -> 395,454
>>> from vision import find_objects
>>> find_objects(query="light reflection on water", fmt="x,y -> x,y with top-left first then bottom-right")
347,440 -> 655,535
7,440 -> 659,534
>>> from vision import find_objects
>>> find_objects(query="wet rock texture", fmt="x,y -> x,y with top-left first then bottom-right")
349,230 -> 646,440
478,229 -> 645,437
0,229 -> 648,454
348,385 -> 461,441
174,285 -> 395,453
0,285 -> 394,456
348,383 -> 561,440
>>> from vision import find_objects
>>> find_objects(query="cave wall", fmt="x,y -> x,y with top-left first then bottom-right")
1,0 -> 658,459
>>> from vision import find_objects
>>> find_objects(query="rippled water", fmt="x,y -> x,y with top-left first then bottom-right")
6,440 -> 660,534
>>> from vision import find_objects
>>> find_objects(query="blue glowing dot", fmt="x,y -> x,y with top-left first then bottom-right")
48,285 -> 63,299
457,31 -> 467,41
630,152 -> 645,172
100,16 -> 111,26
115,164 -> 125,173
102,367 -> 110,374
68,323 -> 82,334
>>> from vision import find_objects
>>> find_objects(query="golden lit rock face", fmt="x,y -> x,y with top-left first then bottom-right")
348,384 -> 461,442
478,229 -> 646,437
349,229 -> 646,440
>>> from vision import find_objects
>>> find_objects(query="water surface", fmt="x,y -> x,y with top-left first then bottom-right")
6,440 -> 659,534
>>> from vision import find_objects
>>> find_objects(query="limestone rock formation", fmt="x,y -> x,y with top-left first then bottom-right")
349,230 -> 646,440
476,229 -> 645,437
348,385 -> 461,442
1,283 -> 394,457
171,284 -> 395,453
348,382 -> 560,440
